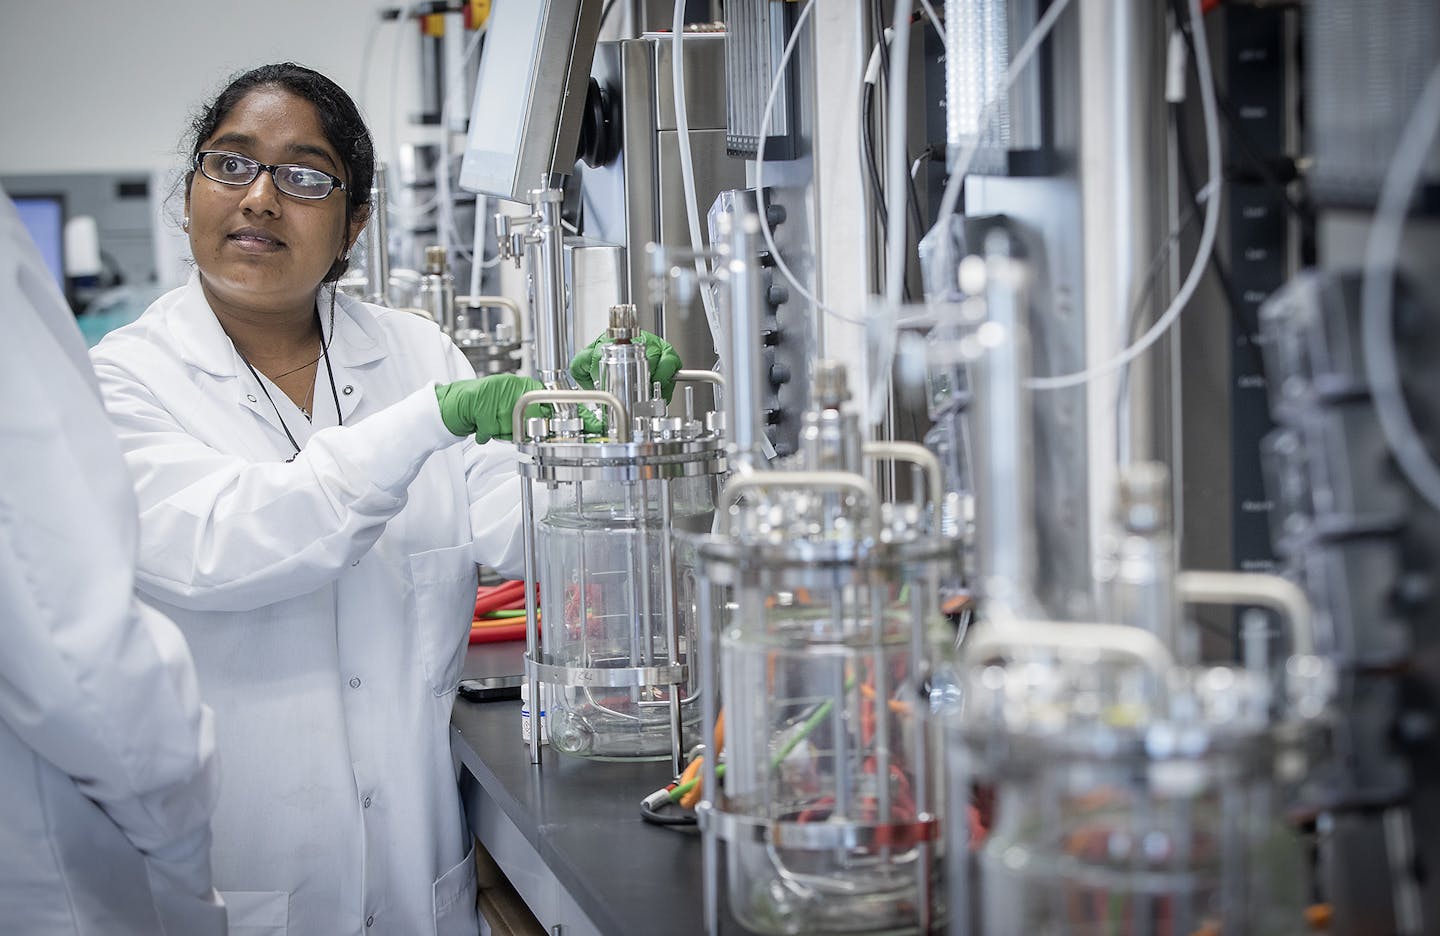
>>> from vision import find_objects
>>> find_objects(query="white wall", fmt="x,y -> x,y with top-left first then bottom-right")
0,1 -> 424,176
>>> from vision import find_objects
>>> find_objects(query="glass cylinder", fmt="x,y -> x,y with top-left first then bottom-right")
960,758 -> 1308,936
717,560 -> 946,934
537,474 -> 711,760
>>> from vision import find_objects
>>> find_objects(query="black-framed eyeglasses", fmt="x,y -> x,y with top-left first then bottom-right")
195,150 -> 347,201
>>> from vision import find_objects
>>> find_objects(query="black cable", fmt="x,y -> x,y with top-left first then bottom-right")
639,798 -> 698,828
864,2 -> 924,301
861,82 -> 891,236
1172,103 -> 1268,376
1167,0 -> 1312,227
871,3 -> 927,240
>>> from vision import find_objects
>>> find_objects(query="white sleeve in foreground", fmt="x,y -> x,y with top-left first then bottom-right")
91,373 -> 464,612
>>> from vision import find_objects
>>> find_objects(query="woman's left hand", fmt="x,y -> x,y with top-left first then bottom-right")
568,329 -> 682,403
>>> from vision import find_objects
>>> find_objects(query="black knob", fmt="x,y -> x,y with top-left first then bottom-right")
768,283 -> 790,306
576,78 -> 621,169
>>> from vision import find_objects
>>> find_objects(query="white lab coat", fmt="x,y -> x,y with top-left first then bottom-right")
91,275 -> 533,936
0,192 -> 225,934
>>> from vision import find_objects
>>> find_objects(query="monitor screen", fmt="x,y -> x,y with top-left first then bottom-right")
13,194 -> 65,289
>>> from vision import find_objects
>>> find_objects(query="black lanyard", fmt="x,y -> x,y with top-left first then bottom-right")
241,327 -> 344,459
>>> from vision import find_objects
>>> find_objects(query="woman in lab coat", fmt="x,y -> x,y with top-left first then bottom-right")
0,189 -> 225,935
89,63 -> 558,936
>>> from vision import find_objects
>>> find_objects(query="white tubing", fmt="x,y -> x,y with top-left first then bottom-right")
671,0 -> 725,362
1360,59 -> 1440,513
753,0 -> 864,324
884,0 -> 917,310
917,0 -> 948,56
1024,0 -> 1220,391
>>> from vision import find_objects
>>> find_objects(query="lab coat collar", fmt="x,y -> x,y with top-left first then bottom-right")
167,272 -> 389,377
165,273 -> 389,431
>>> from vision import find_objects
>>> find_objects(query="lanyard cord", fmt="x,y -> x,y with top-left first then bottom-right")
239,305 -> 345,457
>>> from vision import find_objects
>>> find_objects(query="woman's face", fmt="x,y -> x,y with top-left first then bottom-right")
185,86 -> 363,316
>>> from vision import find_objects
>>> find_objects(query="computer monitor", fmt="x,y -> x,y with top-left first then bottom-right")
13,194 -> 65,289
458,0 -> 602,200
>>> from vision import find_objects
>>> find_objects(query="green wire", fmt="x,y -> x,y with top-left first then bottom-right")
477,609 -> 528,619
671,674 -> 859,802
772,698 -> 836,766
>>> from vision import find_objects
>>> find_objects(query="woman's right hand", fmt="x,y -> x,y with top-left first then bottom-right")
435,375 -> 549,444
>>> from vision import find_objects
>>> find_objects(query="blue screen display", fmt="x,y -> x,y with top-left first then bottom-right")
14,195 -> 64,289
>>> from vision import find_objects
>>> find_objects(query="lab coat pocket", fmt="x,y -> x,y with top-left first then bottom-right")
433,842 -> 479,936
410,542 -> 479,696
220,890 -> 289,935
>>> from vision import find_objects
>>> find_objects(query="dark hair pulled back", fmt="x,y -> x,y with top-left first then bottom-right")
187,62 -> 374,283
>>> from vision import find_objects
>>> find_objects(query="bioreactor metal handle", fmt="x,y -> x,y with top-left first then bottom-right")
1176,570 -> 1315,658
862,441 -> 944,532
718,471 -> 880,540
962,619 -> 1176,679
456,294 -> 522,332
674,369 -> 726,389
511,389 -> 631,444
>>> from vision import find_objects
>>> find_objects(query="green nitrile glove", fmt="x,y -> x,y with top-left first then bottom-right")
435,375 -> 549,444
568,329 -> 682,403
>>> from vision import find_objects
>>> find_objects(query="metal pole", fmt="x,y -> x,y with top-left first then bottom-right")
697,572 -> 721,935
521,475 -> 542,765
722,209 -> 770,468
366,163 -> 391,306
525,182 -> 570,388
660,477 -> 684,776
970,233 -> 1040,621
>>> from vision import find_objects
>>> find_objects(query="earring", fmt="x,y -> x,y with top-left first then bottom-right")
182,215 -> 191,233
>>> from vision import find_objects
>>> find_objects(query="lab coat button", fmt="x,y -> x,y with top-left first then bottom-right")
363,796 -> 372,808
349,677 -> 361,689
366,915 -> 374,927
343,385 -> 354,395
246,393 -> 258,403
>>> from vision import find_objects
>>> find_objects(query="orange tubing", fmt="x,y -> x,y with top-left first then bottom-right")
467,622 -> 527,644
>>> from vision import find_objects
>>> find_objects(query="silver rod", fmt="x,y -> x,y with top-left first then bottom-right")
697,574 -> 721,936
660,477 -> 683,776
625,483 -> 644,712
576,482 -> 591,729
970,234 -> 1040,620
723,210 -> 769,466
365,162 -> 391,306
870,571 -> 892,866
521,476 -> 542,765
830,587 -> 851,831
524,184 -> 569,387
910,569 -> 933,934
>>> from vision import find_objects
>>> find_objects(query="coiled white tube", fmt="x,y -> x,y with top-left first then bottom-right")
1024,0 -> 1221,391
1360,60 -> 1440,512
